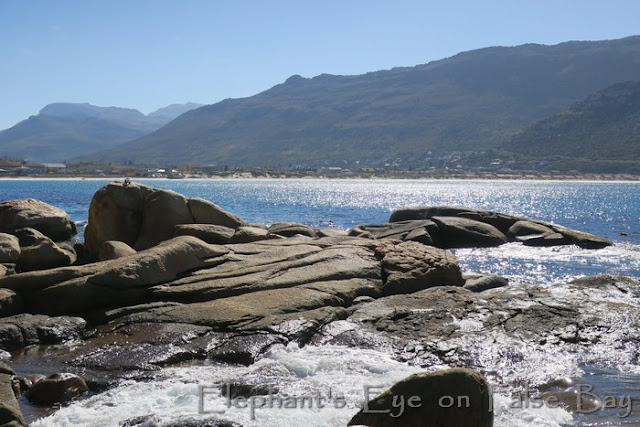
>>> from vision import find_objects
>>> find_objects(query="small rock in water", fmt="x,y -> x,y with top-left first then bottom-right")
348,367 -> 492,427
24,372 -> 88,405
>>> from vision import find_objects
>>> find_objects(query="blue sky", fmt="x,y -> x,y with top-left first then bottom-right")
1,0 -> 639,130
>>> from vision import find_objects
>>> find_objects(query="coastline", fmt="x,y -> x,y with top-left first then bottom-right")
0,173 -> 639,182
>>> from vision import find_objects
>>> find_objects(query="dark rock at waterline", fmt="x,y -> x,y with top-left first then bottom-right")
463,273 -> 509,292
348,368 -> 493,427
431,216 -> 508,248
388,205 -> 612,249
24,372 -> 88,405
0,198 -> 77,242
0,314 -> 86,351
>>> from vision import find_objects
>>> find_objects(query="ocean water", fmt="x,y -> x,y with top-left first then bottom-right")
1,178 -> 639,426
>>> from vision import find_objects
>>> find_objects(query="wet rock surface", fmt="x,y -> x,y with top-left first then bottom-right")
0,183 -> 629,425
348,368 -> 493,427
314,275 -> 640,387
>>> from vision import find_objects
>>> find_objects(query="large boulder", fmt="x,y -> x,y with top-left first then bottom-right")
0,233 -> 20,263
0,199 -> 77,241
24,372 -> 88,405
348,368 -> 493,427
187,198 -> 247,230
431,216 -> 508,248
134,189 -> 194,250
16,237 -> 77,272
84,181 -> 155,257
84,181 -> 247,258
380,241 -> 464,295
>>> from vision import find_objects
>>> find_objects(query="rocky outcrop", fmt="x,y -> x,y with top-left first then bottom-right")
1,236 -> 229,316
268,222 -> 318,238
0,199 -> 77,242
24,372 -> 88,404
348,368 -> 493,427
0,233 -> 20,264
84,181 -> 247,258
16,237 -> 77,272
387,205 -> 612,249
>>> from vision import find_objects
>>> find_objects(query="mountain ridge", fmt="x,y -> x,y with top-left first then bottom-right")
0,102 -> 202,162
90,36 -> 640,168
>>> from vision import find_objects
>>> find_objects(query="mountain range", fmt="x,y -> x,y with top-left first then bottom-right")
0,102 -> 202,162
2,36 -> 640,171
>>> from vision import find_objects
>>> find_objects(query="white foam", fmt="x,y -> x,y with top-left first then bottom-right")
33,344 -> 575,427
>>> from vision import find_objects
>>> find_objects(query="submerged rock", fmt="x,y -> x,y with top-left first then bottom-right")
24,372 -> 88,404
348,368 -> 492,427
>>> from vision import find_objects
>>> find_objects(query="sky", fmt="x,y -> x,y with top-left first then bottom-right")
1,0 -> 640,131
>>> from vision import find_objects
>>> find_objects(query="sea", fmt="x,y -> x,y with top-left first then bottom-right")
1,178 -> 639,426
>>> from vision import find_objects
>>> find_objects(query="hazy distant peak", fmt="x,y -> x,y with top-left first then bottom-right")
39,102 -> 144,118
147,102 -> 204,120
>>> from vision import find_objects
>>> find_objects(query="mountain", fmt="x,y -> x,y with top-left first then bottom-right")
0,102 -> 201,162
501,80 -> 640,172
92,36 -> 640,168
147,102 -> 204,124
